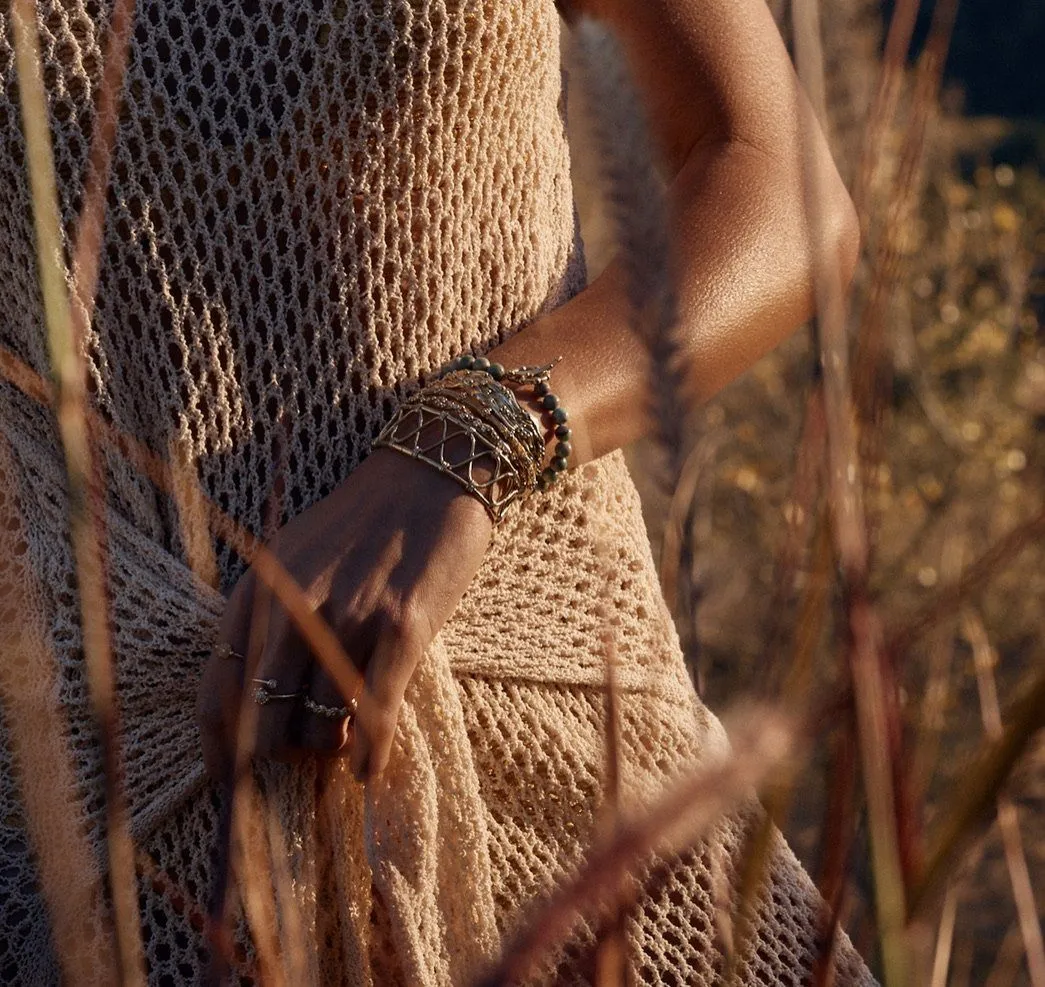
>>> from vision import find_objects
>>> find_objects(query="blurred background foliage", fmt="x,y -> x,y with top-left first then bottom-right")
885,0 -> 1045,119
570,0 -> 1043,982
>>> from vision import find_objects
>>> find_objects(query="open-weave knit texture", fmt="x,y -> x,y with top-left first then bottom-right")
0,1 -> 876,983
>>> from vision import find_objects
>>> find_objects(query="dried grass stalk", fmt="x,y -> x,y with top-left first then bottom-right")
227,781 -> 290,987
928,883 -> 959,987
791,0 -> 870,577
812,722 -> 859,987
170,434 -> 221,590
909,661 -> 1045,918
208,471 -> 289,982
10,3 -> 144,978
852,0 -> 960,498
765,386 -> 828,670
567,15 -> 707,682
887,503 -> 1045,660
912,534 -> 965,791
729,516 -> 835,984
657,434 -> 718,639
963,612 -> 1045,987
852,0 -> 921,222
69,0 -> 136,328
267,793 -> 314,987
0,438 -> 119,984
569,18 -> 691,488
792,0 -> 910,982
3,330 -> 367,986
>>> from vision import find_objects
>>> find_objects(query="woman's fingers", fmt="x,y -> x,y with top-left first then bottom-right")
251,612 -> 316,761
299,663 -> 356,754
198,572 -> 256,779
198,658 -> 244,780
350,622 -> 424,781
203,555 -> 432,776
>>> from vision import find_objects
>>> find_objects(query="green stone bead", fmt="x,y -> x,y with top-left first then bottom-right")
551,456 -> 569,473
554,424 -> 571,440
541,393 -> 559,411
458,354 -> 475,369
541,467 -> 558,485
554,441 -> 572,459
534,380 -> 551,397
473,356 -> 491,371
551,407 -> 569,425
488,362 -> 505,379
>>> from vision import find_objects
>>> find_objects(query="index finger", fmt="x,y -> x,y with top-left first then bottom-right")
198,573 -> 256,780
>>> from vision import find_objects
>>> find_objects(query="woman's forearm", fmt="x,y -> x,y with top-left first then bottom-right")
486,131 -> 860,470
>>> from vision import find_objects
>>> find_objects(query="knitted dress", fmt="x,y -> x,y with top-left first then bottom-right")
0,1 -> 875,984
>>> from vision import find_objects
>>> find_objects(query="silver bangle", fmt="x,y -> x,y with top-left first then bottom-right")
251,678 -> 301,705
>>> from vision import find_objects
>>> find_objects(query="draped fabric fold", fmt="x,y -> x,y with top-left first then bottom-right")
365,639 -> 500,986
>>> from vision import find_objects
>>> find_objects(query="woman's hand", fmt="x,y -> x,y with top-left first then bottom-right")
197,446 -> 494,782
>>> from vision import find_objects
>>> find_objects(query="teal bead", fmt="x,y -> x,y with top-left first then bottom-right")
554,424 -> 571,440
541,393 -> 559,411
554,441 -> 572,459
551,407 -> 569,425
534,380 -> 551,397
459,354 -> 475,369
488,362 -> 505,379
551,456 -> 568,472
541,467 -> 557,486
473,356 -> 491,371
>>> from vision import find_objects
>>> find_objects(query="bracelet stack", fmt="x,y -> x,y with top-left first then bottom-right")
372,353 -> 572,523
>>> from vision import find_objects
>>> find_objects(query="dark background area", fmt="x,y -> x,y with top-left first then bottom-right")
885,0 -> 1045,119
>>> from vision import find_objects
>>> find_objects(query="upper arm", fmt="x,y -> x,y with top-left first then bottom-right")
559,0 -> 811,176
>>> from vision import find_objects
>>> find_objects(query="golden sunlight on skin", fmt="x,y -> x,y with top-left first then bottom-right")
489,0 -> 859,472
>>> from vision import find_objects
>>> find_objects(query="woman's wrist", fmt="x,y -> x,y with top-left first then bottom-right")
485,323 -> 599,470
366,442 -> 495,530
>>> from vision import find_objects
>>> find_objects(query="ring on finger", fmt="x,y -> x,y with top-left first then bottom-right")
252,678 -> 302,705
214,641 -> 247,661
302,695 -> 357,721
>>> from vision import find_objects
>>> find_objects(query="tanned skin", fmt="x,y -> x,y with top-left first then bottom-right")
198,0 -> 860,782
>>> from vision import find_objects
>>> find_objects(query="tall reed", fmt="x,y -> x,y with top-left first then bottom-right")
10,2 -> 144,979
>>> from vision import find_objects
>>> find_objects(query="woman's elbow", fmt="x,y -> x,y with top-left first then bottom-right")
829,182 -> 862,293
770,151 -> 862,326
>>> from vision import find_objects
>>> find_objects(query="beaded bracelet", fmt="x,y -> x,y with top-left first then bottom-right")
438,354 -> 573,492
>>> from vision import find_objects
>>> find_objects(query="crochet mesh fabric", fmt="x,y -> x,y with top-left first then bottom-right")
0,1 -> 876,984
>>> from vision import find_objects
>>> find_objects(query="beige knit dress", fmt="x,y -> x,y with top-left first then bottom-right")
0,1 -> 875,984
